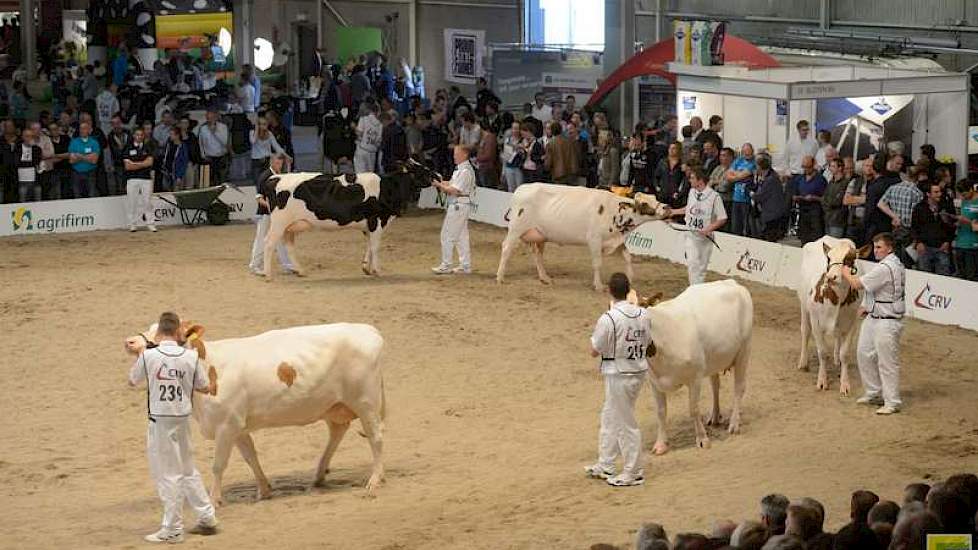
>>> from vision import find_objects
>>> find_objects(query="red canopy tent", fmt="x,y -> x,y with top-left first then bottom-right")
586,35 -> 781,107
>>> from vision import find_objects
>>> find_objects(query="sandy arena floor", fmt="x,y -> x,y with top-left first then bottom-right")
2,211 -> 977,550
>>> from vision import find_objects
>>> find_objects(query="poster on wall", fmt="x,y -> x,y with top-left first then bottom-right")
444,28 -> 485,84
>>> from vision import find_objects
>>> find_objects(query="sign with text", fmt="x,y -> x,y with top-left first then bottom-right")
444,28 -> 485,84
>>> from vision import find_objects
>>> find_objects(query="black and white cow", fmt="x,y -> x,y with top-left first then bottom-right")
262,161 -> 438,278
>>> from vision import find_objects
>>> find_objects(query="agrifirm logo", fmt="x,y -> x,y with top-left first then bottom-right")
10,207 -> 95,234
625,231 -> 654,252
913,283 -> 952,310
736,250 -> 767,273
11,207 -> 33,232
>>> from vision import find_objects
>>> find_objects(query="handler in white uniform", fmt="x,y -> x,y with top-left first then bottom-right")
841,232 -> 906,415
668,167 -> 728,285
432,145 -> 476,274
127,312 -> 218,543
585,272 -> 653,487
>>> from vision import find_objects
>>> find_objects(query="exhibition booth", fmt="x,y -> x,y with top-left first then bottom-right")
668,62 -> 971,178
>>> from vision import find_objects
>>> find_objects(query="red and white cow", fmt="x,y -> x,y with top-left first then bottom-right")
262,161 -> 438,279
629,279 -> 753,454
496,184 -> 670,291
125,322 -> 387,505
796,236 -> 870,394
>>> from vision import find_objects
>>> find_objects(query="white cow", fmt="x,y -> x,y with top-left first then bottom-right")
496,184 -> 670,291
796,236 -> 869,394
126,322 -> 387,505
628,279 -> 753,454
262,161 -> 437,279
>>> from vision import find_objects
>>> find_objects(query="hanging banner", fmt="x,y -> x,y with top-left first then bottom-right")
444,28 -> 485,84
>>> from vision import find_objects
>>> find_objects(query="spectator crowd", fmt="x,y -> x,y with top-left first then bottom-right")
587,472 -> 978,550
2,46 -> 977,280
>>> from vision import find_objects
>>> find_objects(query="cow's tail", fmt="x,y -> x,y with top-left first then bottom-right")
379,374 -> 387,421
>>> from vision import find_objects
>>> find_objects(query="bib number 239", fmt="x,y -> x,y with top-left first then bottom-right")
158,384 -> 184,401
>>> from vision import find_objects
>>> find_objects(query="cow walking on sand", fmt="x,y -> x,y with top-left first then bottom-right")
796,236 -> 869,395
126,321 -> 387,505
496,184 -> 670,291
262,160 -> 439,279
627,279 -> 752,454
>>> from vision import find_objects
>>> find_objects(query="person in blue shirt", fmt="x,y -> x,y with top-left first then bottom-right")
68,121 -> 102,198
794,155 -> 828,244
112,44 -> 129,87
728,143 -> 756,236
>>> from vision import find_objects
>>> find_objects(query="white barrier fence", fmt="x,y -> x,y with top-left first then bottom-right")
419,186 -> 978,332
1,187 -> 259,237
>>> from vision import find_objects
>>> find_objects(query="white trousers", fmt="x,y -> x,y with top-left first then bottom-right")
354,148 -> 376,173
126,178 -> 154,227
685,233 -> 714,285
440,203 -> 471,269
598,372 -> 646,477
857,317 -> 904,407
147,418 -> 215,533
249,215 -> 294,272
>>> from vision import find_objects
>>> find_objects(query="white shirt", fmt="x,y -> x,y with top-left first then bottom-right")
591,301 -> 652,375
784,134 -> 818,175
356,114 -> 383,152
96,91 -> 119,134
685,185 -> 727,233
195,122 -> 230,158
37,134 -> 54,173
532,103 -> 553,123
18,144 -> 37,182
129,340 -> 209,418
860,253 -> 906,319
448,160 -> 476,203
814,144 -> 835,169
240,85 -> 256,113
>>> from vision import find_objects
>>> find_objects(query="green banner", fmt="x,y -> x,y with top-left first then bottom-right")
335,27 -> 383,63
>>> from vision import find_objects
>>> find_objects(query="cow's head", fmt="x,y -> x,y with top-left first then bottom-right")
402,158 -> 442,189
125,321 -> 216,395
379,159 -> 442,213
813,240 -> 871,306
611,193 -> 670,234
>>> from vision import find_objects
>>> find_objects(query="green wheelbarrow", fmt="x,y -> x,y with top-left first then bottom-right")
156,184 -> 240,226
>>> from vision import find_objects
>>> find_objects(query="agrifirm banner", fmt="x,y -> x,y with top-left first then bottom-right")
1,186 -> 258,237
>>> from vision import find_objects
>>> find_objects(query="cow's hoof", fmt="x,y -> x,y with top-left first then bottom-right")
257,487 -> 272,501
705,412 -> 723,426
728,419 -> 741,434
539,277 -> 552,286
797,362 -> 809,371
212,496 -> 224,508
839,381 -> 851,396
361,263 -> 371,276
364,474 -> 383,495
697,437 -> 711,449
816,378 -> 829,391
652,441 -> 669,455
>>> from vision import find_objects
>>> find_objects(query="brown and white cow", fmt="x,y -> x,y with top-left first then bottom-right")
496,184 -> 670,291
628,279 -> 753,454
796,236 -> 870,394
125,322 -> 387,505
262,161 -> 438,279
